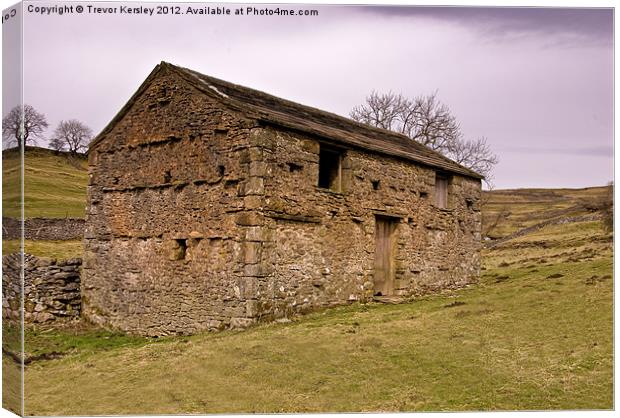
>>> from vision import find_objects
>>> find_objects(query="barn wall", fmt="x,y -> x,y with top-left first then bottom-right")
83,69 -> 262,335
248,127 -> 482,319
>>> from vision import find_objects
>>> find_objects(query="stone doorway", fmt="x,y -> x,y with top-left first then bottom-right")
373,216 -> 398,296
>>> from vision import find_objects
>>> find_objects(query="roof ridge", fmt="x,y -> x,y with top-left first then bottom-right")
163,62 -> 481,179
166,62 -> 416,142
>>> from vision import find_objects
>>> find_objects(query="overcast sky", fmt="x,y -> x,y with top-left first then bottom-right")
2,2 -> 614,189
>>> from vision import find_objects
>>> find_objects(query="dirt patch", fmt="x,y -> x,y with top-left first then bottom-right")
2,347 -> 66,365
585,275 -> 612,285
546,273 -> 564,279
495,275 -> 510,283
454,308 -> 493,318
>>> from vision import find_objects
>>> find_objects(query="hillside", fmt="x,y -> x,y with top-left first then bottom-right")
2,146 -> 88,219
482,186 -> 611,239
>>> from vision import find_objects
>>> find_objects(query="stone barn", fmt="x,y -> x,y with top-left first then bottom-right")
83,62 -> 482,336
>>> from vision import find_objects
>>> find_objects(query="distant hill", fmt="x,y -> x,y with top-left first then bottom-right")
2,146 -> 88,218
482,186 -> 612,239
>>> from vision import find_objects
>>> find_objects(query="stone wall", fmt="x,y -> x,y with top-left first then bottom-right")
2,253 -> 82,322
241,127 -> 481,321
2,217 -> 85,240
84,65 -> 481,336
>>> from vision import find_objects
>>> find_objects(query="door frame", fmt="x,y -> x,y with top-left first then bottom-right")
373,215 -> 400,297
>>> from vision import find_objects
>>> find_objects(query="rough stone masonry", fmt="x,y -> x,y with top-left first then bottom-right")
2,254 -> 81,323
83,62 -> 482,336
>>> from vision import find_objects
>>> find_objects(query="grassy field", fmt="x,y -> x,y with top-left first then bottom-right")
3,240 -> 83,259
2,146 -> 88,218
2,357 -> 21,415
15,218 -> 613,414
2,320 -> 22,415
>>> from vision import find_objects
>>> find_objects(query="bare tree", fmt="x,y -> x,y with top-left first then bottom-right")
2,104 -> 49,149
449,137 -> 499,183
350,91 -> 409,132
48,136 -> 66,153
351,91 -> 461,151
52,119 -> 93,155
351,91 -> 498,186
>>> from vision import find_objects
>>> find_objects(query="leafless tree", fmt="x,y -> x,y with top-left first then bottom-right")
2,104 -> 49,149
350,91 -> 409,132
449,137 -> 499,184
52,119 -> 93,155
48,136 -> 66,152
351,91 -> 498,186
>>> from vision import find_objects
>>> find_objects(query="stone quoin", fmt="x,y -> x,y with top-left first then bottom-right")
83,62 -> 483,336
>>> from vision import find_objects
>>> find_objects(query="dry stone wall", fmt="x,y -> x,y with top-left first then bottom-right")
2,217 -> 85,240
2,253 -> 82,322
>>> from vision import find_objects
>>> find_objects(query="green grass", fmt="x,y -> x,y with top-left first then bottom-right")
20,219 -> 613,414
3,240 -> 83,259
2,147 -> 88,218
17,322 -> 156,360
2,318 -> 22,415
2,357 -> 21,415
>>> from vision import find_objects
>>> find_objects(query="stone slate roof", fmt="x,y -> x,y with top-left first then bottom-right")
93,62 -> 483,179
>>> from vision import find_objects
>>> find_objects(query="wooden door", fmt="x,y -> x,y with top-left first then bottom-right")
374,216 -> 397,296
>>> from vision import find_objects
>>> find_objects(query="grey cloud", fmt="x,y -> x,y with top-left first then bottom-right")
359,6 -> 613,46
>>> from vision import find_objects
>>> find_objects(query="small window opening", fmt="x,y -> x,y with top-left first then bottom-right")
318,147 -> 342,191
420,191 -> 428,199
224,179 -> 239,188
175,239 -> 187,259
435,174 -> 449,209
218,165 -> 225,176
169,239 -> 187,261
214,128 -> 229,139
163,170 -> 172,183
372,180 -> 380,190
287,162 -> 303,172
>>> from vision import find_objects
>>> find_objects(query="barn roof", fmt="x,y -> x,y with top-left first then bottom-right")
93,62 -> 483,179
